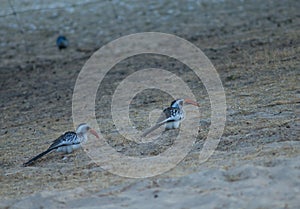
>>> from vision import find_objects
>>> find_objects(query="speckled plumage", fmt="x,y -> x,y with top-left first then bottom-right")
141,99 -> 198,137
23,123 -> 99,166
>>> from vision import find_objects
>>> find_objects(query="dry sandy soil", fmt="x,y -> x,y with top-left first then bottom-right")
0,0 -> 299,208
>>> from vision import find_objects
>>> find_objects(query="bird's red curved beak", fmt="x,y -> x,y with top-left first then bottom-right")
89,129 -> 100,139
184,98 -> 200,107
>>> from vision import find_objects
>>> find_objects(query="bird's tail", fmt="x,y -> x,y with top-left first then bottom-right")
141,123 -> 164,137
23,148 -> 54,166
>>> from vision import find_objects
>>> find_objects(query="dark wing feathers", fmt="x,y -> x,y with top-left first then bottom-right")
48,132 -> 78,150
142,107 -> 181,137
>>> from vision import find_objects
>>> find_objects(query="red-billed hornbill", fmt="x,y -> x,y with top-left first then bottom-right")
23,123 -> 99,166
141,99 -> 199,137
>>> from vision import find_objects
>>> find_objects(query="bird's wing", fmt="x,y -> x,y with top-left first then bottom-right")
158,107 -> 182,124
142,107 -> 179,137
48,132 -> 79,150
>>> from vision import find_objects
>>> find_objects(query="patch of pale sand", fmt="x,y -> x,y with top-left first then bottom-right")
2,142 -> 299,209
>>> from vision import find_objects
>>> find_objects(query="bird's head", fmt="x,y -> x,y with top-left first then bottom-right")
170,98 -> 199,108
76,123 -> 99,139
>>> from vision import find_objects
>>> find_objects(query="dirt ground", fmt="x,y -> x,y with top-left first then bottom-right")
0,0 -> 299,208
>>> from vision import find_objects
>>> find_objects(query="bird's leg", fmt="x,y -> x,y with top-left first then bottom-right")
75,153 -> 79,167
62,155 -> 68,161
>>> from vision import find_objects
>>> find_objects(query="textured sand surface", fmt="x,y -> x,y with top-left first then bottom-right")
1,0 -> 299,208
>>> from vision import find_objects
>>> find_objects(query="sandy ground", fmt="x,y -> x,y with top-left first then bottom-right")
0,0 -> 299,208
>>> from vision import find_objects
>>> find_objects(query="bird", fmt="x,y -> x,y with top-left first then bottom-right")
141,98 -> 199,137
23,123 -> 99,166
56,35 -> 68,50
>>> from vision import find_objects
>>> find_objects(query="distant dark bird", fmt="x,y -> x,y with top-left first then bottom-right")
56,35 -> 68,50
23,123 -> 99,166
141,99 -> 199,137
